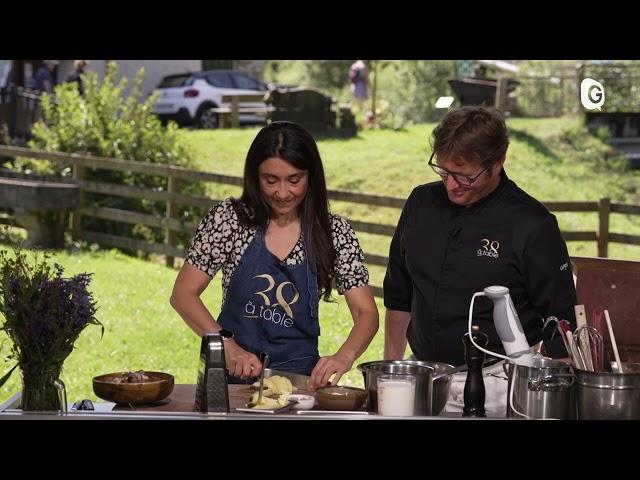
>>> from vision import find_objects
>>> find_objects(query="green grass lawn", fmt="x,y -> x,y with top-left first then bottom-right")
182,117 -> 640,286
1,116 -> 639,405
0,246 -> 385,402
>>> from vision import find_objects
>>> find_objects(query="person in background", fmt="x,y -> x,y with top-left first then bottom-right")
349,60 -> 369,102
171,121 -> 379,389
32,60 -> 58,93
66,60 -> 89,95
383,106 -> 577,416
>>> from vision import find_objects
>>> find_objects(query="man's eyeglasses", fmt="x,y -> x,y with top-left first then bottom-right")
428,151 -> 489,186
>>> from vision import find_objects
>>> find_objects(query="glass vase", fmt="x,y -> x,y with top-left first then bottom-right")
20,367 -> 67,412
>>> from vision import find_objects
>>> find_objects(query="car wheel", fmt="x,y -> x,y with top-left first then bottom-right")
197,106 -> 219,129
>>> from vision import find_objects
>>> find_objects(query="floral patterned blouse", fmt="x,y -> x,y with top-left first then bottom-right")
186,199 -> 369,305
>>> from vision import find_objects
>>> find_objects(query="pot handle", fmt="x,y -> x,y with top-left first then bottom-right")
528,373 -> 575,392
433,363 -> 467,380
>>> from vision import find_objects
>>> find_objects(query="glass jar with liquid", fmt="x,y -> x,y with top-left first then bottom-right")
377,374 -> 416,416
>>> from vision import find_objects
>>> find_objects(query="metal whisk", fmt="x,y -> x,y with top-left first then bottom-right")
574,326 -> 604,372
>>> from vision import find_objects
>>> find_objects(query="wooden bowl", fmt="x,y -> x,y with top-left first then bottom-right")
92,371 -> 174,405
315,386 -> 367,411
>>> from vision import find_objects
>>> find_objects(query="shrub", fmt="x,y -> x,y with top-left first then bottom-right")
13,61 -> 205,252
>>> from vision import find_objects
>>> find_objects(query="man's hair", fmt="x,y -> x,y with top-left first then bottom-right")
431,106 -> 509,168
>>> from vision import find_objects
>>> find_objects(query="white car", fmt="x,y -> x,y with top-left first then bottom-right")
152,70 -> 269,128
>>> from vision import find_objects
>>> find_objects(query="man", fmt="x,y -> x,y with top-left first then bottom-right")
33,60 -> 58,93
383,106 -> 577,416
66,60 -> 89,96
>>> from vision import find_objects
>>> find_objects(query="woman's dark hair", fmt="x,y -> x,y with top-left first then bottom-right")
232,121 -> 336,301
431,106 -> 509,168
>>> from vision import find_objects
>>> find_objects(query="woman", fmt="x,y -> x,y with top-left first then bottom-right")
170,121 -> 378,389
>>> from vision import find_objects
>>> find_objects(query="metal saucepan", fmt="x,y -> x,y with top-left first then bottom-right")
357,360 -> 455,415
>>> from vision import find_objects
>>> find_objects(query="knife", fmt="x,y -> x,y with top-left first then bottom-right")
236,399 -> 298,414
264,368 -> 311,390
247,352 -> 270,408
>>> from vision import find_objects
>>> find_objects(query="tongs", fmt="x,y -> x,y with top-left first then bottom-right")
247,352 -> 270,408
544,316 -> 584,369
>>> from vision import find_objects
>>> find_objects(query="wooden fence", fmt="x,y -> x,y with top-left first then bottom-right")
515,75 -> 578,117
217,94 -> 270,128
0,87 -> 42,141
1,145 -> 640,299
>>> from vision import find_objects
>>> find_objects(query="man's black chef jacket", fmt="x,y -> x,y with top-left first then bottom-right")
383,170 -> 577,366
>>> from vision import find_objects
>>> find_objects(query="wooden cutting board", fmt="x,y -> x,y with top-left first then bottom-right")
114,384 -> 316,413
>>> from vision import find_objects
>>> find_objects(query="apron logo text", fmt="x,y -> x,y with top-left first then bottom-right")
244,274 -> 300,324
244,301 -> 294,327
477,238 -> 500,259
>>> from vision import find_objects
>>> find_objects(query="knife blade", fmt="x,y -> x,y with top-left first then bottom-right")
236,399 -> 298,414
247,352 -> 270,408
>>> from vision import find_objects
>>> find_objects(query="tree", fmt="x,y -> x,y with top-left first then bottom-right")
16,61 -> 204,252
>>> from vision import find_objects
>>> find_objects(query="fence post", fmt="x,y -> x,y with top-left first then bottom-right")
495,77 -> 510,113
71,163 -> 85,240
231,95 -> 239,128
574,63 -> 585,114
8,86 -> 17,138
165,174 -> 180,268
598,197 -> 610,258
371,60 -> 378,123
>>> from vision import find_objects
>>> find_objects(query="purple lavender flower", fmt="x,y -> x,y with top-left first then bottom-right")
0,243 -> 102,377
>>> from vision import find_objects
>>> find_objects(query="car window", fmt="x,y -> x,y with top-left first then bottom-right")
206,73 -> 235,88
232,73 -> 262,90
158,74 -> 193,88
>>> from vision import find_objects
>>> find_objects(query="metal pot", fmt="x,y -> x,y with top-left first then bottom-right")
357,360 -> 454,416
505,357 -> 575,419
576,363 -> 640,420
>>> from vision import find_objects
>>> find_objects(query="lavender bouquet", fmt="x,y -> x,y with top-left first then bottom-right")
0,243 -> 103,410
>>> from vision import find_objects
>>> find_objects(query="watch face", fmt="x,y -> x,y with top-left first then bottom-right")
219,329 -> 233,340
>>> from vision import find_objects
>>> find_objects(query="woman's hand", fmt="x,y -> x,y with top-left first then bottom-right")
309,352 -> 354,390
307,285 -> 379,390
224,340 -> 262,379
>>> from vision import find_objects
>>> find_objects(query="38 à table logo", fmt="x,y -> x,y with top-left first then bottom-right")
244,274 -> 299,327
477,238 -> 500,259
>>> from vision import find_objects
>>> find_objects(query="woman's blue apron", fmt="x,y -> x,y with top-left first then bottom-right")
218,226 -> 320,379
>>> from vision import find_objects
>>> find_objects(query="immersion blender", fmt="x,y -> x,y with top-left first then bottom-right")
467,285 -> 537,366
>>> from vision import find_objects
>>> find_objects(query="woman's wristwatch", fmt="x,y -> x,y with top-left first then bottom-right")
218,328 -> 234,341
